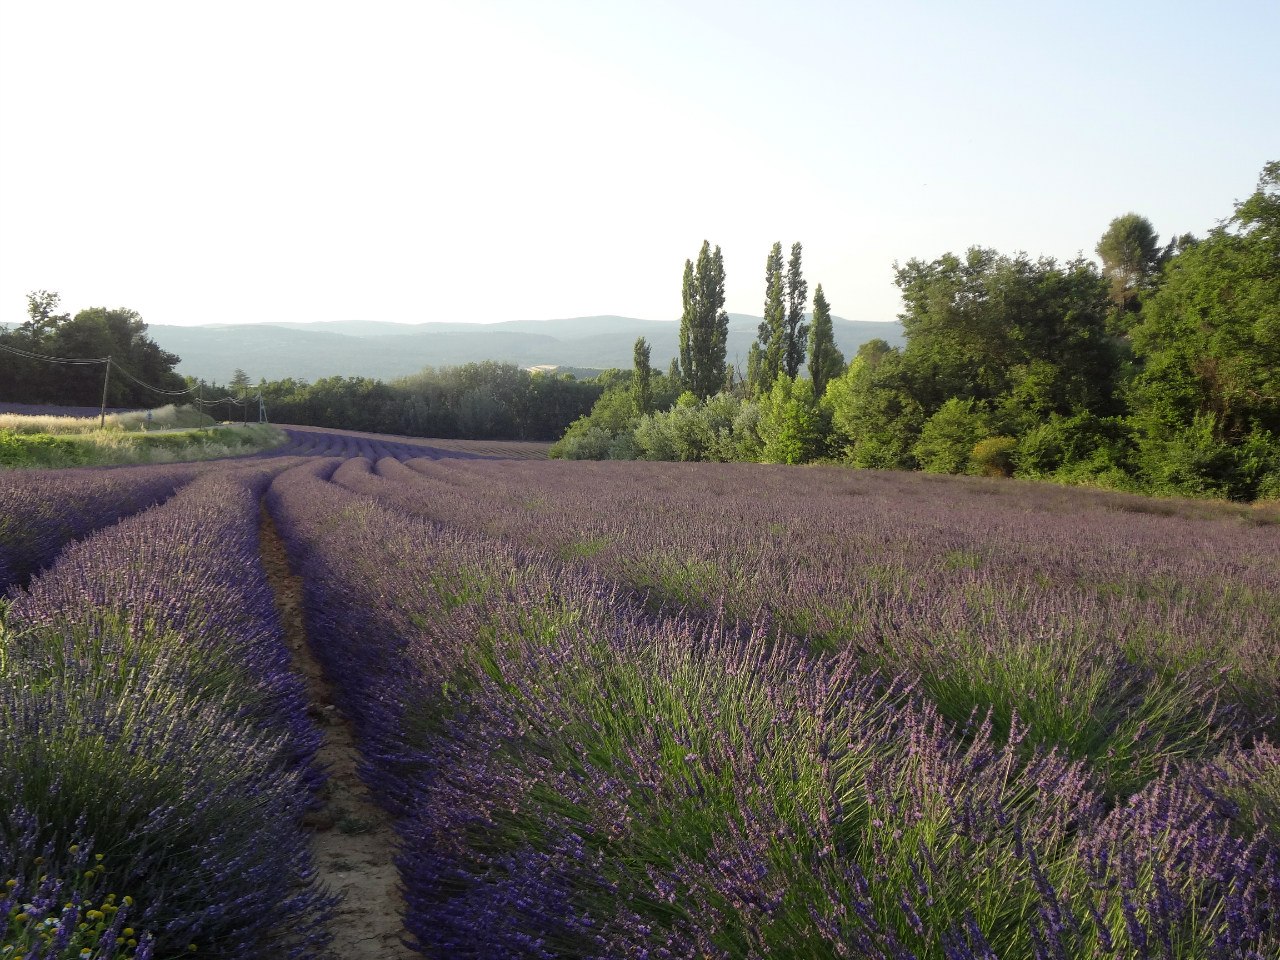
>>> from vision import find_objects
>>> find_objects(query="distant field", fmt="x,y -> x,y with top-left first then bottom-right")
271,422 -> 552,459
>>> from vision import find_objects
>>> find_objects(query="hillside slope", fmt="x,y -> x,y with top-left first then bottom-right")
144,315 -> 904,383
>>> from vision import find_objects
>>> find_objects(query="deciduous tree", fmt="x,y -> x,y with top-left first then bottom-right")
678,241 -> 729,399
784,242 -> 809,378
632,336 -> 652,414
806,283 -> 844,396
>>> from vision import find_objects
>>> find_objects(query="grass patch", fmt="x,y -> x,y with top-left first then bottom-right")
0,403 -> 216,435
0,424 -> 285,468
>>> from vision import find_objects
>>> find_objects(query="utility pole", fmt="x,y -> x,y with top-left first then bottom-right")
99,357 -> 112,429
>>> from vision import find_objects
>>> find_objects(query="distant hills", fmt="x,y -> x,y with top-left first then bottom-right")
139,315 -> 905,384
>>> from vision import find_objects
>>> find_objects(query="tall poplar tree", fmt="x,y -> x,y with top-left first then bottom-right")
806,283 -> 844,396
753,242 -> 786,393
678,240 -> 729,399
784,241 -> 809,378
632,336 -> 652,414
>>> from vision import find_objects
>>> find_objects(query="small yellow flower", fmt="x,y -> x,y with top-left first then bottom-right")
13,913 -> 25,923
124,928 -> 135,937
188,944 -> 198,952
87,909 -> 105,921
3,879 -> 15,888
123,895 -> 134,906
33,857 -> 44,865
95,853 -> 104,861
68,845 -> 79,853
128,940 -> 138,948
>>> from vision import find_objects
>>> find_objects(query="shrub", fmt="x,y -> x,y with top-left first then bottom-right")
970,435 -> 1017,476
913,398 -> 990,474
758,376 -> 823,465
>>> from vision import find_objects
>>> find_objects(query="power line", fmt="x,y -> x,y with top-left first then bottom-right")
107,358 -> 198,397
2,339 -> 261,416
0,340 -> 110,365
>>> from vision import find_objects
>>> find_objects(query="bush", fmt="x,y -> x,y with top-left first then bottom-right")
758,376 -> 823,465
549,386 -> 640,460
633,393 -> 750,462
970,435 -> 1017,477
913,398 -> 990,474
1138,413 -> 1238,498
550,422 -> 616,460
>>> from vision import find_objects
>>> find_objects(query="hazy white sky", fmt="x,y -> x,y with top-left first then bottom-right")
1,0 -> 1276,328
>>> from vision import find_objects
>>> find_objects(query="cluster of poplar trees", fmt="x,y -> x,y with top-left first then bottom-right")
552,161 -> 1280,502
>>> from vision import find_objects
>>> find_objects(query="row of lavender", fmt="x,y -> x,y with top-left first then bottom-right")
1,463 -> 330,959
260,427 -> 492,462
270,457 -> 1280,958
340,457 -> 1280,798
0,464 -> 198,594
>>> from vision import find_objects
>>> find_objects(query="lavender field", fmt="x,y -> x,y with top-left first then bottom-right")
3,427 -> 1278,959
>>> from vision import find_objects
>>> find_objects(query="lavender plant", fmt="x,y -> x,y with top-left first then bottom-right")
348,457 -> 1278,794
1,464 -> 330,958
0,464 -> 195,593
268,457 -> 1280,957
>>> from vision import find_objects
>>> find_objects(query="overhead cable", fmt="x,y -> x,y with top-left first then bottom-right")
0,341 -> 110,365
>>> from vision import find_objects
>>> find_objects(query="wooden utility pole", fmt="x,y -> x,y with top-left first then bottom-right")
99,357 -> 112,428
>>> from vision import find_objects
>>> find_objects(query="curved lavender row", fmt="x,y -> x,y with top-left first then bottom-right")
268,459 -> 1280,958
256,426 -> 497,462
364,457 -> 1279,791
1,463 -> 331,958
6,464 -> 322,786
265,458 -> 418,796
0,462 -> 197,594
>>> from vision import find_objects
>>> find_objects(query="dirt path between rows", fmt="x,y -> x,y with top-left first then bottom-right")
258,506 -> 416,959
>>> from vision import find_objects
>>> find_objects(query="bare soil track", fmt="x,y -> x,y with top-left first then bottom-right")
258,506 -> 416,959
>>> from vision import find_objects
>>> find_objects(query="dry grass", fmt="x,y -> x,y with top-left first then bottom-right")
0,404 -> 216,435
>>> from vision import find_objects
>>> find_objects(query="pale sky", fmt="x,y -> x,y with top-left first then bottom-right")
1,0 -> 1276,329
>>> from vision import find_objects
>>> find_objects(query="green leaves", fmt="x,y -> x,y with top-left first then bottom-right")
678,241 -> 729,399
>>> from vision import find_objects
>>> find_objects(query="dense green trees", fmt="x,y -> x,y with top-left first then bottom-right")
253,362 -> 603,441
0,293 -> 184,407
678,241 -> 729,399
1125,161 -> 1280,499
557,165 -> 1278,500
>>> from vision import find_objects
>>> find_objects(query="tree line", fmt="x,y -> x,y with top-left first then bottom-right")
242,363 -> 602,441
1,296 -> 602,441
0,293 -> 186,408
552,161 -> 1280,502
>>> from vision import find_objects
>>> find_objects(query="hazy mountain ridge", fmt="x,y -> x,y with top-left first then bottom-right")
16,315 -> 906,384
